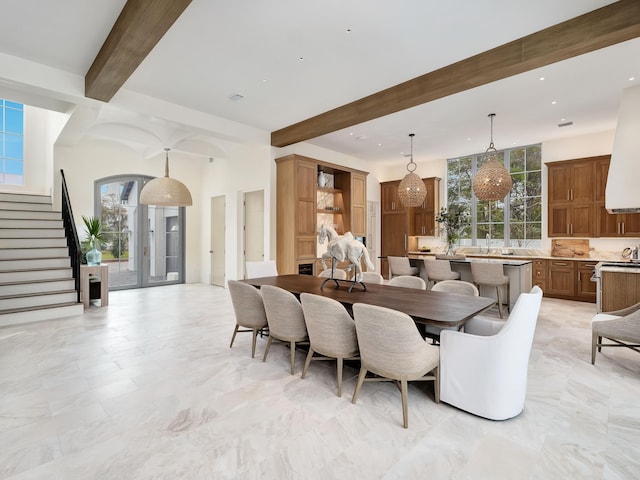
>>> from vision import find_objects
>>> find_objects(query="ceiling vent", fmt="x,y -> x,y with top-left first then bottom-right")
228,93 -> 244,102
558,121 -> 573,127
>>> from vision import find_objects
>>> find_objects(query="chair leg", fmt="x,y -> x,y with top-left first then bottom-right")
433,366 -> 440,403
251,329 -> 260,358
337,357 -> 343,397
592,332 -> 598,365
262,335 -> 273,362
496,286 -> 503,319
290,340 -> 296,375
230,324 -> 239,348
506,282 -> 511,313
400,379 -> 409,429
352,367 -> 368,404
301,348 -> 314,379
598,335 -> 603,353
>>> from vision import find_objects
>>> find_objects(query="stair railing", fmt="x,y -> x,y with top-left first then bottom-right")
60,169 -> 82,303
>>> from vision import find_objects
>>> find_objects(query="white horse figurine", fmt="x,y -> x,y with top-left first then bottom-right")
318,225 -> 375,283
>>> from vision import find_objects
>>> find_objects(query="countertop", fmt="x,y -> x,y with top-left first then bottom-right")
409,248 -> 626,263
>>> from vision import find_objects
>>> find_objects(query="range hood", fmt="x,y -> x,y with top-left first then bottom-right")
606,84 -> 640,214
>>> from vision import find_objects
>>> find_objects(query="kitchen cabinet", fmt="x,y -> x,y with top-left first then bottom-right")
409,177 -> 440,236
546,259 -> 576,297
532,259 -> 546,292
576,261 -> 598,301
381,181 -> 404,213
546,156 -> 603,238
276,154 -> 368,275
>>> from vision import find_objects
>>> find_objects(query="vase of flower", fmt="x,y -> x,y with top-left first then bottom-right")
435,204 -> 469,257
83,215 -> 105,266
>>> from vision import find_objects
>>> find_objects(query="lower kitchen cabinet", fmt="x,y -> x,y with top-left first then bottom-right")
546,260 -> 576,297
576,261 -> 598,301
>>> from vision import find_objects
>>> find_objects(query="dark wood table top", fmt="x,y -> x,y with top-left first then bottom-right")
242,274 -> 495,327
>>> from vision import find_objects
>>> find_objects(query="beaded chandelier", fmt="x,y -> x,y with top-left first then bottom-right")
398,133 -> 427,208
472,114 -> 512,201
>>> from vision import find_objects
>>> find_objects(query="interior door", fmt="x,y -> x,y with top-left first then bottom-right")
210,195 -> 225,286
244,190 -> 264,275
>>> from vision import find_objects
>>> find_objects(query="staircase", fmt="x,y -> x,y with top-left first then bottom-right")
0,192 -> 83,327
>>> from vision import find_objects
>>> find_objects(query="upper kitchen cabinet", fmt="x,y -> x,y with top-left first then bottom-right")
381,181 -> 404,213
547,156 -> 600,237
594,155 -> 640,237
276,154 -> 368,275
409,177 -> 440,236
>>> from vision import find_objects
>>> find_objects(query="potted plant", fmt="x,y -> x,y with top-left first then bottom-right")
82,215 -> 106,265
435,203 -> 469,256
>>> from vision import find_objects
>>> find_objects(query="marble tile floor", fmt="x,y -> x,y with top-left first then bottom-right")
0,284 -> 639,479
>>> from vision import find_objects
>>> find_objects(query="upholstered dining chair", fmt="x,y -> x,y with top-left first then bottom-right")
227,280 -> 268,358
388,275 -> 426,290
387,256 -> 419,279
422,259 -> 461,289
245,260 -> 278,279
439,286 -> 543,420
261,285 -> 308,374
356,271 -> 385,284
591,301 -> 640,365
352,303 -> 440,428
470,262 -> 510,318
425,280 -> 480,342
318,268 -> 348,280
300,293 -> 359,397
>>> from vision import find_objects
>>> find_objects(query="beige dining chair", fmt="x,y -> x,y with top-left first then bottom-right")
387,256 -> 419,279
470,262 -> 510,318
261,285 -> 308,374
318,268 -> 348,280
245,260 -> 279,279
352,303 -> 440,428
426,280 -> 479,342
227,280 -> 268,358
388,275 -> 426,290
300,293 -> 359,397
422,259 -> 460,289
356,271 -> 384,284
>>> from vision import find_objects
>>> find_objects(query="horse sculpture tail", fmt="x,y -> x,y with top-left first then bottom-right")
361,245 -> 375,271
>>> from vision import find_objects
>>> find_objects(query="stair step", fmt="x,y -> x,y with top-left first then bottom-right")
0,228 -> 65,239
0,200 -> 52,211
0,237 -> 68,248
0,267 -> 73,283
0,210 -> 61,220
0,193 -> 51,204
0,247 -> 69,259
0,257 -> 71,270
0,278 -> 76,296
1,218 -> 63,228
0,302 -> 84,327
0,290 -> 78,310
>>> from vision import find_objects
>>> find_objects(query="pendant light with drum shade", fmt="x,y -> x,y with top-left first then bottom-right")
140,148 -> 193,207
472,114 -> 512,201
397,133 -> 427,208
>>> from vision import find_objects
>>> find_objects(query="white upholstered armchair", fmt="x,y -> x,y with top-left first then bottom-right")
439,286 -> 543,420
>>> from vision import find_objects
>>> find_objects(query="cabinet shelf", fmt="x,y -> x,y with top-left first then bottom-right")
317,187 -> 342,194
317,208 -> 342,214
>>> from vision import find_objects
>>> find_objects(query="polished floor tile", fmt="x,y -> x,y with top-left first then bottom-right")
1,284 -> 639,479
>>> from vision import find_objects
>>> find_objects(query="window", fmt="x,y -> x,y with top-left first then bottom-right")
0,99 -> 24,185
446,144 -> 542,248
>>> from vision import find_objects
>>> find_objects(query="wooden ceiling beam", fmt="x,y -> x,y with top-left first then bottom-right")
271,0 -> 640,148
85,0 -> 192,102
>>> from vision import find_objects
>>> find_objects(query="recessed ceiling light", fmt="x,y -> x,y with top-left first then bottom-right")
262,79 -> 268,83
560,118 -> 566,122
630,76 -> 636,81
467,137 -> 471,141
349,132 -> 354,136
539,77 -> 545,81
299,57 -> 304,61
346,28 -> 352,33
378,143 -> 382,147
551,100 -> 557,105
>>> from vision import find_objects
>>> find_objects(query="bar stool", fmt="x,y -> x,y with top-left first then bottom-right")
387,256 -> 419,280
422,259 -> 460,290
470,262 -> 510,318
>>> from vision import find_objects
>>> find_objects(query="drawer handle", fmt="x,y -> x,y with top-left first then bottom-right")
554,262 -> 568,266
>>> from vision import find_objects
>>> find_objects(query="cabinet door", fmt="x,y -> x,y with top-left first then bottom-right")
621,213 -> 640,236
571,161 -> 595,203
381,182 -> 400,213
596,204 -> 621,236
422,178 -> 435,211
548,204 -> 570,237
411,211 -> 435,236
595,158 -> 610,203
576,262 -> 597,301
351,173 -> 367,236
548,164 -> 572,203
571,204 -> 593,237
381,212 -> 408,256
547,261 -> 575,296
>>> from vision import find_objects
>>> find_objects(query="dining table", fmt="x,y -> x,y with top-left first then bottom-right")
241,274 -> 496,328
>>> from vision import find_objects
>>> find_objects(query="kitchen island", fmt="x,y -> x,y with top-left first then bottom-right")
409,254 -> 532,309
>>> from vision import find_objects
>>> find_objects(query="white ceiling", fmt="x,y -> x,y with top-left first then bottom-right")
0,0 -> 637,165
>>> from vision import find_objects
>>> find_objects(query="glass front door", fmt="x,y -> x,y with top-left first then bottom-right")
96,175 -> 185,290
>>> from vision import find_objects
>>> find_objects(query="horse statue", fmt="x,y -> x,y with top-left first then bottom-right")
318,225 -> 375,291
